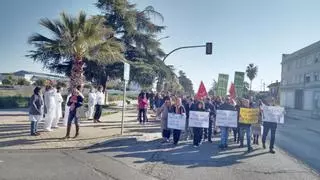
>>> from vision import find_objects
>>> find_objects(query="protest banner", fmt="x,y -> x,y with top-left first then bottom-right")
188,111 -> 209,128
216,74 -> 229,97
239,108 -> 259,124
234,71 -> 245,97
262,106 -> 285,124
168,113 -> 186,130
216,110 -> 238,128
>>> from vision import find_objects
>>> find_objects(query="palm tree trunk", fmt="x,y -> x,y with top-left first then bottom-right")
250,80 -> 252,92
70,56 -> 84,89
156,75 -> 164,92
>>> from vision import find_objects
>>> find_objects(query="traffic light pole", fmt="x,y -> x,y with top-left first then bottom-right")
162,45 -> 206,62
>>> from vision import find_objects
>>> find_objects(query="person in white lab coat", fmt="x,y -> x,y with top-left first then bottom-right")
88,87 -> 96,120
94,86 -> 104,123
43,85 -> 57,131
63,89 -> 72,127
52,86 -> 63,128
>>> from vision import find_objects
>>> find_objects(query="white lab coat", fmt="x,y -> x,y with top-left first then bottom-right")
88,92 -> 96,119
63,94 -> 72,127
44,88 -> 57,131
52,92 -> 63,128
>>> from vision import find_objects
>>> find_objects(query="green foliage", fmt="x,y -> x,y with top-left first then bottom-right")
56,81 -> 67,88
33,79 -> 46,87
246,63 -> 258,90
17,78 -> 31,86
178,70 -> 194,96
208,79 -> 217,96
0,96 -> 30,109
27,11 -> 124,88
2,75 -> 17,85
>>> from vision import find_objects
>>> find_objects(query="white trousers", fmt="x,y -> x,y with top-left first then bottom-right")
44,110 -> 56,130
88,104 -> 95,119
63,106 -> 70,127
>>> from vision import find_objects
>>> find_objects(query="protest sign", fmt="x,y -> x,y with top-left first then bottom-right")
216,110 -> 238,128
262,106 -> 285,124
189,111 -> 209,128
168,113 -> 186,130
239,108 -> 259,124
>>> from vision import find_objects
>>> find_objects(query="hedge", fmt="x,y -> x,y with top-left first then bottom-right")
0,96 -> 30,109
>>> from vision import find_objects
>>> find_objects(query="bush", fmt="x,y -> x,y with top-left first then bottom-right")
0,96 -> 30,109
17,78 -> 30,86
108,94 -> 123,102
33,79 -> 46,86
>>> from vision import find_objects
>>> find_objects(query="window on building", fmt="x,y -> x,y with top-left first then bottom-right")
305,73 -> 311,83
314,72 -> 319,81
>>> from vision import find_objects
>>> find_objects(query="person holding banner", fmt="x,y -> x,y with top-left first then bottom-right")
218,97 -> 236,149
157,96 -> 173,143
192,101 -> 206,147
261,99 -> 284,154
171,97 -> 186,145
204,97 -> 216,143
238,99 -> 254,152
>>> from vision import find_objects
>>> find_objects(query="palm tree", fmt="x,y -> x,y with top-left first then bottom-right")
27,11 -> 124,88
246,63 -> 258,91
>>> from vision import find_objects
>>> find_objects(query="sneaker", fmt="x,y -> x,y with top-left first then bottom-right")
239,145 -> 244,148
247,147 -> 253,152
31,133 -> 40,136
269,149 -> 276,154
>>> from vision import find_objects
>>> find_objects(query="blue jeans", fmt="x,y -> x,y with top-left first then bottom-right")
30,121 -> 38,135
240,125 -> 251,149
68,110 -> 79,126
220,127 -> 229,147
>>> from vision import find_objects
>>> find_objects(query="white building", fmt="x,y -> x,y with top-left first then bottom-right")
280,41 -> 320,119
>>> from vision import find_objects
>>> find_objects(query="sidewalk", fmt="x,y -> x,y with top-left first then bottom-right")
0,107 -> 161,150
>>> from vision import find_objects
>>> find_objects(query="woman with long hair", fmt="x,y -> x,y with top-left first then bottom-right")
64,88 -> 83,139
171,97 -> 186,145
29,87 -> 43,136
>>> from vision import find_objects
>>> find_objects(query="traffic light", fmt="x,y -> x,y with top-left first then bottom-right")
206,42 -> 212,55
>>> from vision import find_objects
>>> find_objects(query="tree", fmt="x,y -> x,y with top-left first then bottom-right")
33,79 -> 46,86
246,63 -> 258,91
208,79 -> 217,96
178,70 -> 194,96
27,11 -> 124,89
17,78 -> 30,86
1,75 -> 17,85
97,0 -> 172,89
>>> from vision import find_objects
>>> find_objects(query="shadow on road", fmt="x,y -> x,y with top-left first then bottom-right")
86,137 -> 269,168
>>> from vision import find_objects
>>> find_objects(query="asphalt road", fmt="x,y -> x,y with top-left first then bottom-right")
276,116 -> 320,173
1,138 -> 318,180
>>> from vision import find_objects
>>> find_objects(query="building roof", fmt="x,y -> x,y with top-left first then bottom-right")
12,70 -> 65,78
268,81 -> 280,88
282,40 -> 320,63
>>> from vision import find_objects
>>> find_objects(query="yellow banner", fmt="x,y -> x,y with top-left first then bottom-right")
239,108 -> 259,124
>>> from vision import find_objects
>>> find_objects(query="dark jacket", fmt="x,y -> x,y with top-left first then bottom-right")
218,102 -> 236,111
29,94 -> 43,115
205,102 -> 216,117
67,95 -> 83,111
172,105 -> 186,114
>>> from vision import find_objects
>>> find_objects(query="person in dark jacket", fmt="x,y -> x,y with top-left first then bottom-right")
233,98 -> 242,143
64,88 -> 83,139
218,97 -> 236,149
192,101 -> 206,147
29,87 -> 43,136
261,99 -> 280,154
204,97 -> 216,142
171,97 -> 186,145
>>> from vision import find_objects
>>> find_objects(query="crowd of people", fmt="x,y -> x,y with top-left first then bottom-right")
137,91 -> 279,154
29,85 -> 278,154
28,84 -> 105,139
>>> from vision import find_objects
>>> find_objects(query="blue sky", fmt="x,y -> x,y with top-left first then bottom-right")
1,0 -> 320,91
